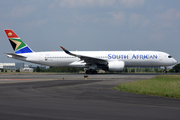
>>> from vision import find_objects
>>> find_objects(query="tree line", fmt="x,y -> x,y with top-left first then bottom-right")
169,63 -> 180,73
35,66 -> 84,73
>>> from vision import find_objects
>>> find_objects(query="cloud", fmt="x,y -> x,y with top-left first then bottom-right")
149,9 -> 180,43
142,19 -> 150,27
21,18 -> 49,29
59,0 -> 116,7
73,12 -> 93,22
129,13 -> 149,27
156,9 -> 180,28
7,5 -> 36,18
34,19 -> 49,26
72,11 -> 126,25
55,0 -> 145,8
151,32 -> 166,42
129,13 -> 141,27
48,0 -> 59,10
66,28 -> 79,36
128,8 -> 180,29
71,11 -> 106,23
109,12 -> 126,25
157,5 -> 164,10
119,0 -> 144,8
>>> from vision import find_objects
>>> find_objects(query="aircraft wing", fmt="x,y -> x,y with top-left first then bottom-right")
5,53 -> 27,58
60,46 -> 108,65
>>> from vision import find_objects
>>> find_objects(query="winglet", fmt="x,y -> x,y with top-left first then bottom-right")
60,46 -> 71,54
60,46 -> 79,57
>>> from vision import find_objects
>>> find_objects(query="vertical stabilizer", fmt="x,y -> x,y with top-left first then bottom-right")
4,29 -> 33,54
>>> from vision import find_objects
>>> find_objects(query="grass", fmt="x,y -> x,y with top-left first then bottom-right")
114,75 -> 180,99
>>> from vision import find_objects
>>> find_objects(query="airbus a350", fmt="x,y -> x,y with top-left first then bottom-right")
4,29 -> 177,74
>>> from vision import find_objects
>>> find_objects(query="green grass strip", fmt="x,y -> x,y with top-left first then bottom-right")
114,75 -> 180,99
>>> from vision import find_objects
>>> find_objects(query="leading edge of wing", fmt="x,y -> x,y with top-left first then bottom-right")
60,46 -> 107,65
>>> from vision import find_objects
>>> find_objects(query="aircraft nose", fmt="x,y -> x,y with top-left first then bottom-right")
173,59 -> 178,64
175,60 -> 178,64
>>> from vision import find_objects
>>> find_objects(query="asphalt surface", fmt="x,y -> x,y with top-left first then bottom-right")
0,73 -> 180,120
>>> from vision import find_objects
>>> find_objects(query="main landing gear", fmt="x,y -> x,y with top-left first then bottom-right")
85,64 -> 98,74
85,69 -> 97,74
163,66 -> 167,73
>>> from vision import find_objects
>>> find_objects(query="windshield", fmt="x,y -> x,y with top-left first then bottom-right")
168,55 -> 172,58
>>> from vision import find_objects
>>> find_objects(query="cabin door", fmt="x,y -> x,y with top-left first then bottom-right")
39,54 -> 43,61
159,54 -> 162,60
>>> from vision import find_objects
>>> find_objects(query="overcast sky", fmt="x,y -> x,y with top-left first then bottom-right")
0,0 -> 180,65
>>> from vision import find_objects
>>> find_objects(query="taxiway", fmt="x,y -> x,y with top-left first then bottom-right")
0,73 -> 179,120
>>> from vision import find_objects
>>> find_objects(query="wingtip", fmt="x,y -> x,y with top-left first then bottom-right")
60,46 -> 64,50
60,46 -> 70,54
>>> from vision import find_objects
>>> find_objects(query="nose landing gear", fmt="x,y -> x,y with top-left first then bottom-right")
163,66 -> 167,73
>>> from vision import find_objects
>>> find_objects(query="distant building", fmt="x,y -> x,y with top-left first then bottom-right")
0,63 -> 47,70
0,63 -> 16,69
15,63 -> 24,70
20,68 -> 33,72
0,63 -> 26,70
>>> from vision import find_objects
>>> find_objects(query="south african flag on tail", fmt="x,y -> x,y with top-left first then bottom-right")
4,29 -> 33,54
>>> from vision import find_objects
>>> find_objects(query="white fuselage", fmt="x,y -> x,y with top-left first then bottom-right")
9,51 -> 177,68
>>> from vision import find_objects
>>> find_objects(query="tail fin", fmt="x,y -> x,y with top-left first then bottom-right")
4,29 -> 33,54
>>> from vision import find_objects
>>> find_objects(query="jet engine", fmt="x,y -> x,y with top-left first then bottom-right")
108,61 -> 125,71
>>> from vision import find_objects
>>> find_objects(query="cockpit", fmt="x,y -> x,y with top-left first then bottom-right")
168,55 -> 172,58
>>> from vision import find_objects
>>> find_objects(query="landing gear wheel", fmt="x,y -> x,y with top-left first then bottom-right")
85,70 -> 97,74
86,70 -> 90,74
92,70 -> 97,74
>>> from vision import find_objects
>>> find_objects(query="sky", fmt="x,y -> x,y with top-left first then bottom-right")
0,0 -> 180,66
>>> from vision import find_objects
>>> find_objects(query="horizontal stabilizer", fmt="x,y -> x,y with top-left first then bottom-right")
5,53 -> 27,58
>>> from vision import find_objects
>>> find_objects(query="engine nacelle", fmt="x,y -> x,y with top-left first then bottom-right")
108,61 -> 125,71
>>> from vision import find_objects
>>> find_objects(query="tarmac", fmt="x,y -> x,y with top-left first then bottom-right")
0,73 -> 180,120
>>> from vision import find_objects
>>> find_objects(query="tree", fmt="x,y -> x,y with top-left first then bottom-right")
131,68 -> 135,73
172,64 -> 180,73
154,68 -> 159,73
145,68 -> 149,72
36,67 -> 83,73
169,69 -> 174,73
124,68 -> 128,73
36,66 -> 41,72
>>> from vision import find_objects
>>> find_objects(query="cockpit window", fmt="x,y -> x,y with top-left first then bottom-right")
168,55 -> 172,58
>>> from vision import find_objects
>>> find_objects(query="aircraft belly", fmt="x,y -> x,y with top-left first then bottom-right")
125,59 -> 162,67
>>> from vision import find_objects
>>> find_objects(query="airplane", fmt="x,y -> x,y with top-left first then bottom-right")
4,29 -> 178,74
